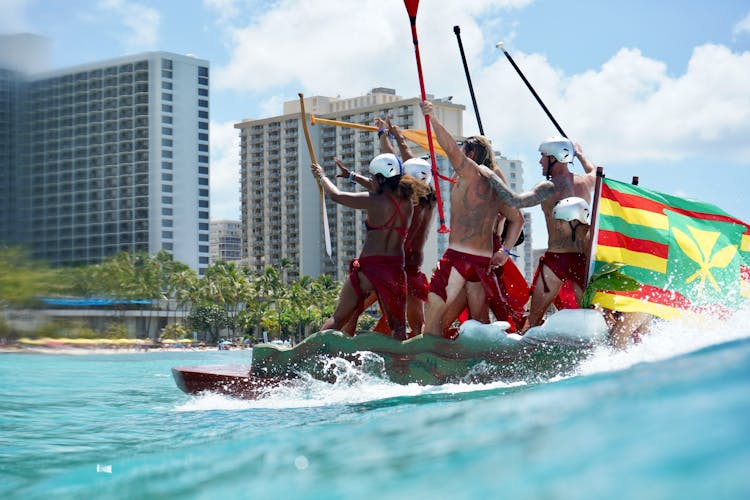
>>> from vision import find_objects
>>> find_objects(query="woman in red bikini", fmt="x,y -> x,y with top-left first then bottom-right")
311,153 -> 428,340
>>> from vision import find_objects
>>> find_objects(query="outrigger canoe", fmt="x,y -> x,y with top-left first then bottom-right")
172,309 -> 609,399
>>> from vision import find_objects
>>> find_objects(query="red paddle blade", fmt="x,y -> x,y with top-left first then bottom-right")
404,0 -> 419,18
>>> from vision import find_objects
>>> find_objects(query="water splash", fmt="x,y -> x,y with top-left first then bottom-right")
579,303 -> 750,376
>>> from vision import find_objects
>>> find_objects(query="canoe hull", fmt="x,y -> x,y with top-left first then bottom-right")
171,363 -> 288,399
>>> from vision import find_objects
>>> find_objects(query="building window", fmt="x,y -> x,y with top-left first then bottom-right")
163,242 -> 173,250
198,76 -> 208,85
162,139 -> 173,147
199,166 -> 208,175
162,231 -> 173,239
162,196 -> 173,204
161,104 -> 172,113
198,200 -> 209,208
163,219 -> 173,227
199,234 -> 209,241
162,127 -> 172,136
198,66 -> 208,77
199,257 -> 209,264
198,121 -> 208,130
162,173 -> 173,181
161,69 -> 172,79
199,245 -> 209,253
199,223 -> 209,230
162,161 -> 172,170
198,88 -> 208,96
162,93 -> 172,101
198,144 -> 208,152
198,110 -> 208,119
198,155 -> 208,163
161,150 -> 172,158
199,189 -> 209,197
198,99 -> 208,108
162,184 -> 173,193
162,115 -> 172,124
162,207 -> 173,215
198,133 -> 208,141
162,59 -> 173,69
162,81 -> 172,90
199,211 -> 209,219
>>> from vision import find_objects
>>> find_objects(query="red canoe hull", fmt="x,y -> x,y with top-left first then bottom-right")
171,364 -> 290,399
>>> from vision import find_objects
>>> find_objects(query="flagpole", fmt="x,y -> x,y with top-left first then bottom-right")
584,166 -> 605,286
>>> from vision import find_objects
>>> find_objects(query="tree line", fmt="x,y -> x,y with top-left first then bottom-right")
0,247 -> 352,343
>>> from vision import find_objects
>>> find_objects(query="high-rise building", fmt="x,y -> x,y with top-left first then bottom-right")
236,88 -> 464,282
0,42 -> 210,274
209,219 -> 242,263
494,153 -> 535,281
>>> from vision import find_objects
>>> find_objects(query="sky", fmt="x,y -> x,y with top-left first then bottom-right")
2,0 -> 750,248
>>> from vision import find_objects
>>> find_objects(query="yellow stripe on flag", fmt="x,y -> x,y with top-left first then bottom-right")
595,244 -> 668,274
742,234 -> 750,253
592,291 -> 691,321
599,198 -> 669,229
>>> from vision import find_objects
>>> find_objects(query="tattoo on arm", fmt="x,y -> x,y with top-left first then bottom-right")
486,172 -> 555,208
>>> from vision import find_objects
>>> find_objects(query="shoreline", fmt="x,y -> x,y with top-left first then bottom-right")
0,345 -> 252,355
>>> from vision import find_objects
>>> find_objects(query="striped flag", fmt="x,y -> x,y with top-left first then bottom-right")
591,177 -> 750,320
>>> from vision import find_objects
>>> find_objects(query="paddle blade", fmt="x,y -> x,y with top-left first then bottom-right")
400,129 -> 448,157
404,0 -> 419,18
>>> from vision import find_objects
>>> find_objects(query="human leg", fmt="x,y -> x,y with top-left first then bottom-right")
524,264 -> 564,330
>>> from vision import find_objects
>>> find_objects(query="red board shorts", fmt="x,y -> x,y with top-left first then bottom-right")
350,255 -> 406,326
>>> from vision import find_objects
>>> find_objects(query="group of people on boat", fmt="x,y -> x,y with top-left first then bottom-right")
310,100 -> 641,347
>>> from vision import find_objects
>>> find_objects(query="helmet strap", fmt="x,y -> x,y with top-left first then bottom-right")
545,157 -> 556,180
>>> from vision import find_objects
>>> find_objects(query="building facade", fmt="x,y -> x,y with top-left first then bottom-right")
209,219 -> 242,263
0,45 -> 210,274
236,88 -> 464,282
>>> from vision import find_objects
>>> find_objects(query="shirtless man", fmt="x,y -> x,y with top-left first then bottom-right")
420,100 -> 555,338
524,137 -> 597,331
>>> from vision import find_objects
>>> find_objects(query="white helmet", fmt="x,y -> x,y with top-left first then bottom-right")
553,197 -> 590,224
539,136 -> 575,163
368,153 -> 402,178
403,157 -> 432,185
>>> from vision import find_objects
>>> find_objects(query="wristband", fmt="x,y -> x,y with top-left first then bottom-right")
349,171 -> 357,184
377,128 -> 386,138
502,248 -> 519,259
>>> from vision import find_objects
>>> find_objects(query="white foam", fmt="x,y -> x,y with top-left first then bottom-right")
578,304 -> 750,376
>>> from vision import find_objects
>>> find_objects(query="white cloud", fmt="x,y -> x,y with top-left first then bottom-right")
474,44 -> 750,168
214,0 -> 530,102
0,0 -> 33,32
733,11 -> 750,39
210,120 -> 241,220
97,0 -> 160,51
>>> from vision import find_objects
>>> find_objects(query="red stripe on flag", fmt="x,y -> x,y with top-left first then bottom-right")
597,229 -> 669,258
606,284 -> 693,310
602,183 -> 750,230
742,265 -> 750,282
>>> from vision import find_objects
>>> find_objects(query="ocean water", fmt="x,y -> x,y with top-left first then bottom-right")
2,309 -> 750,500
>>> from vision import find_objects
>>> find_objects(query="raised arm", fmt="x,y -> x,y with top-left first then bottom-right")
333,157 -> 378,192
420,100 -> 474,176
385,117 -> 415,161
311,162 -> 372,209
374,117 -> 397,156
574,143 -> 598,190
491,208 -> 524,268
483,169 -> 555,208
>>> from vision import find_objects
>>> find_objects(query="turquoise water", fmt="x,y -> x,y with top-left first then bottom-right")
2,311 -> 750,499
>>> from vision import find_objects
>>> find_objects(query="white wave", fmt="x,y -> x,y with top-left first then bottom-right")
173,351 -> 526,410
578,303 -> 750,376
